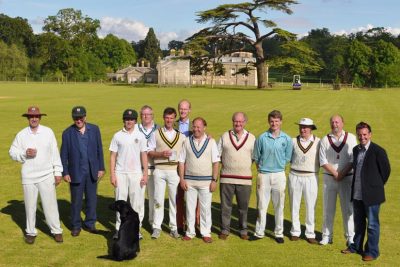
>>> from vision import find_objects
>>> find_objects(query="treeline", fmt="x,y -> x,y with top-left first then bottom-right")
1,9 -> 400,87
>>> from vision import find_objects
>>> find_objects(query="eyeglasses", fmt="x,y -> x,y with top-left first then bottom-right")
141,113 -> 153,117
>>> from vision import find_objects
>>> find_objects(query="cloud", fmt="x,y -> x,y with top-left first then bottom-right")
99,16 -> 196,48
333,24 -> 400,36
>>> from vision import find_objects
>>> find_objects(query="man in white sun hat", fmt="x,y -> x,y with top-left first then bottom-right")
288,118 -> 320,244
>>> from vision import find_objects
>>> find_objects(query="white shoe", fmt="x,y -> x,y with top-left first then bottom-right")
151,229 -> 161,239
319,237 -> 333,245
139,232 -> 143,240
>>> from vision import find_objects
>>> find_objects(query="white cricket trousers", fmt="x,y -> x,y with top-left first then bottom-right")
185,184 -> 212,238
288,173 -> 318,238
115,172 -> 145,230
255,172 -> 286,238
146,173 -> 155,225
321,174 -> 354,243
152,169 -> 180,231
23,174 -> 63,236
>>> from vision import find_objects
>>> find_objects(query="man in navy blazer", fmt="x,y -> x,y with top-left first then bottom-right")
61,106 -> 105,237
341,122 -> 390,261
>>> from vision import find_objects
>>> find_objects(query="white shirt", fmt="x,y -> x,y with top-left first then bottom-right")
179,134 -> 220,163
9,125 -> 63,184
319,130 -> 357,173
148,127 -> 177,151
109,126 -> 147,173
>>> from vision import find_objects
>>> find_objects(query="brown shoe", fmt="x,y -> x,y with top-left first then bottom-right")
307,238 -> 318,244
218,233 -> 228,240
362,255 -> 376,261
182,235 -> 192,241
54,234 -> 63,243
341,248 -> 354,254
82,225 -> 99,234
240,234 -> 249,240
71,229 -> 81,237
24,235 -> 36,244
290,236 -> 299,241
202,236 -> 213,243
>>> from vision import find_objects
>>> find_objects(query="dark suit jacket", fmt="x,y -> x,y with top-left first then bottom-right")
60,123 -> 105,183
352,142 -> 391,206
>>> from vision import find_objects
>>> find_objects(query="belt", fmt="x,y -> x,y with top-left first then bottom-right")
324,173 -> 353,177
290,169 -> 316,174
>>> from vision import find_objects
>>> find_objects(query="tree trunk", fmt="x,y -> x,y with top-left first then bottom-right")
255,43 -> 266,89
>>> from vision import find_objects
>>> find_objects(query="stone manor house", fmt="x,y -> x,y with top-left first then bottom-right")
108,51 -> 258,87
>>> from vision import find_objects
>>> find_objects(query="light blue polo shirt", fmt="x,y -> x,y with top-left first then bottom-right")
253,130 -> 293,173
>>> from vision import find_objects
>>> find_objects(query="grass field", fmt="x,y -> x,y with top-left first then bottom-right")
0,83 -> 399,266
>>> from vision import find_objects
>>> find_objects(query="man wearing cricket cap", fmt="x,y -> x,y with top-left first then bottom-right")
109,109 -> 148,239
60,106 -> 105,237
288,118 -> 320,244
9,106 -> 64,244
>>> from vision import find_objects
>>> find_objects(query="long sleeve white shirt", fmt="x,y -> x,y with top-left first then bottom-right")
9,125 -> 63,184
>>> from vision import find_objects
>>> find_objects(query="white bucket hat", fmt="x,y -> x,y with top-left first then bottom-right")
296,118 -> 317,130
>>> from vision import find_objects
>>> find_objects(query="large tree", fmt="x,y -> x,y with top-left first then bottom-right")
189,0 -> 298,88
143,28 -> 162,67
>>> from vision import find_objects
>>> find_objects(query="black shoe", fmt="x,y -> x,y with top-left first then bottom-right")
249,235 -> 263,241
82,225 -> 99,234
275,237 -> 284,244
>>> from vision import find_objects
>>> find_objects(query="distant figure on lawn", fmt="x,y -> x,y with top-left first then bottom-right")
60,106 -> 105,237
9,106 -> 63,244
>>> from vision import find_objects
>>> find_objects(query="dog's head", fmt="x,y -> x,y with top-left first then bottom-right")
109,200 -> 135,220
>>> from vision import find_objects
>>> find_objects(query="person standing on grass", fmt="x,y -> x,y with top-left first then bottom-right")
174,99 -> 200,235
138,105 -> 159,227
109,109 -> 148,240
9,106 -> 63,244
288,118 -> 320,244
148,107 -> 185,239
218,112 -> 255,241
179,117 -> 220,243
319,114 -> 357,246
252,110 -> 293,244
341,122 -> 390,262
60,106 -> 105,237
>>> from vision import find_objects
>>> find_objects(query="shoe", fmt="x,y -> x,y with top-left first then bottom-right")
151,229 -> 161,239
24,235 -> 36,244
275,237 -> 284,244
53,234 -> 63,243
240,234 -> 249,240
290,236 -> 299,241
202,236 -> 213,243
249,235 -> 263,241
306,238 -> 318,244
139,232 -> 143,240
170,230 -> 180,239
71,229 -> 81,237
341,248 -> 354,254
182,235 -> 192,241
82,225 -> 99,234
362,255 -> 376,261
177,227 -> 185,236
319,237 -> 333,245
113,231 -> 119,240
218,233 -> 228,240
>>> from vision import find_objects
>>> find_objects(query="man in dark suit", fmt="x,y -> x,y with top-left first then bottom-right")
61,106 -> 105,236
341,122 -> 390,261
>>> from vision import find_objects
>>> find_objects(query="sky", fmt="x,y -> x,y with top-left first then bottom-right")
1,0 -> 399,48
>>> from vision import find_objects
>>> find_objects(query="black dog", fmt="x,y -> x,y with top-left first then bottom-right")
99,200 -> 140,261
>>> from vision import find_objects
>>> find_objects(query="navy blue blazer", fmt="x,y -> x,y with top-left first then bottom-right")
60,123 -> 105,183
351,142 -> 391,206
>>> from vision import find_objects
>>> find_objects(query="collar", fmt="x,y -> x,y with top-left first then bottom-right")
192,134 -> 207,143
359,141 -> 371,151
28,125 -> 41,134
328,130 -> 345,138
162,126 -> 175,132
140,122 -> 155,130
179,118 -> 190,125
267,130 -> 282,138
299,135 -> 314,142
122,125 -> 135,133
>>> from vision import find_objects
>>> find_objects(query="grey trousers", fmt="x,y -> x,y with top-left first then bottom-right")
220,183 -> 252,235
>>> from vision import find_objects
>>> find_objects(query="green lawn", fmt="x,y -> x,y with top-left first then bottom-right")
0,83 -> 399,266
